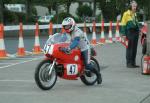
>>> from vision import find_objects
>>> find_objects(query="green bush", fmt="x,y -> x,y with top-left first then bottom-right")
15,12 -> 26,23
51,12 -> 83,24
96,15 -> 102,22
74,17 -> 82,23
3,6 -> 37,25
51,12 -> 74,24
76,4 -> 93,18
4,9 -> 18,24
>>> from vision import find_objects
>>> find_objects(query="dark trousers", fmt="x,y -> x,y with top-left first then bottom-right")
126,29 -> 139,65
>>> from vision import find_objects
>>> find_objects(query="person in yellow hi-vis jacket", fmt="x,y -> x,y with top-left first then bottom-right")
121,1 -> 140,68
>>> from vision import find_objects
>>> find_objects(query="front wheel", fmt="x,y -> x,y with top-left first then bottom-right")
34,59 -> 57,90
80,57 -> 102,85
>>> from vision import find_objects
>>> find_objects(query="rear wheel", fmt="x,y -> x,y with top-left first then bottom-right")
35,59 -> 57,90
80,57 -> 102,85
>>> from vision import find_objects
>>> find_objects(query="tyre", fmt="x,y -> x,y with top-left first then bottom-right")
80,57 -> 102,85
35,59 -> 57,90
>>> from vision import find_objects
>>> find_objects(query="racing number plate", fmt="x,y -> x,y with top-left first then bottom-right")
44,44 -> 54,54
66,64 -> 78,75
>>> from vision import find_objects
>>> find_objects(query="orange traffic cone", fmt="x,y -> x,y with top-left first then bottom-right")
49,22 -> 53,36
142,55 -> 150,75
108,21 -> 113,43
0,24 -> 7,59
99,20 -> 105,44
115,21 -> 121,41
17,23 -> 25,56
33,22 -> 42,54
120,36 -> 128,48
91,20 -> 97,44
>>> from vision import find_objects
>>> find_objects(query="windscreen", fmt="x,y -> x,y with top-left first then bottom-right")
45,33 -> 71,45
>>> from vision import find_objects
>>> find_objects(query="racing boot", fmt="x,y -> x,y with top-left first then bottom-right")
91,69 -> 102,84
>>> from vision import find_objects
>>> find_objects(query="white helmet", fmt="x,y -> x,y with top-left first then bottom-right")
62,17 -> 75,33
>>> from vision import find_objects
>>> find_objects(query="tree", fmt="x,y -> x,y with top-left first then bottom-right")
98,0 -> 150,21
37,0 -> 77,23
98,0 -> 114,21
0,0 -> 4,23
97,0 -> 131,21
76,4 -> 93,18
51,0 -> 76,14
51,12 -> 73,23
1,0 -> 37,24
32,0 -> 56,14
136,0 -> 150,20
93,0 -> 96,17
26,0 -> 32,22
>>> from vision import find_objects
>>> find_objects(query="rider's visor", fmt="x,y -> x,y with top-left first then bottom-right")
63,25 -> 71,30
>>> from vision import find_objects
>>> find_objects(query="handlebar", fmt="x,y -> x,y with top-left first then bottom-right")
59,47 -> 71,54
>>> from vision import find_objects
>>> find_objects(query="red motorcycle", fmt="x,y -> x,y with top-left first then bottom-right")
34,33 -> 102,90
140,23 -> 150,74
140,23 -> 147,55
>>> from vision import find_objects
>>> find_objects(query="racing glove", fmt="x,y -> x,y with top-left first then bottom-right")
60,47 -> 71,54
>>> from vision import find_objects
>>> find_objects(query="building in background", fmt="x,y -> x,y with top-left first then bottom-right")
5,4 -> 26,13
35,6 -> 49,17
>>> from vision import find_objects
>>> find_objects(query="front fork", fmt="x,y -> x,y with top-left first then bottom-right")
48,59 -> 56,75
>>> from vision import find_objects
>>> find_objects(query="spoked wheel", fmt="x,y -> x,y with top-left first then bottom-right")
80,57 -> 102,85
35,59 -> 57,90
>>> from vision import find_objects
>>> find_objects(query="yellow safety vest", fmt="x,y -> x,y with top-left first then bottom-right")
121,10 -> 139,35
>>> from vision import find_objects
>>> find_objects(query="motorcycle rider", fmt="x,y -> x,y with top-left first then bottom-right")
61,17 -> 101,84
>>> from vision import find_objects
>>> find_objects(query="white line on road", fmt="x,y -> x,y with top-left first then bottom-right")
0,57 -> 42,69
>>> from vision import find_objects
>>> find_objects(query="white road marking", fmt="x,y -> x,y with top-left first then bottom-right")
0,57 -> 42,69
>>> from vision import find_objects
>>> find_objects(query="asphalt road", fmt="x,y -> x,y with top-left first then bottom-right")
0,40 -> 150,103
